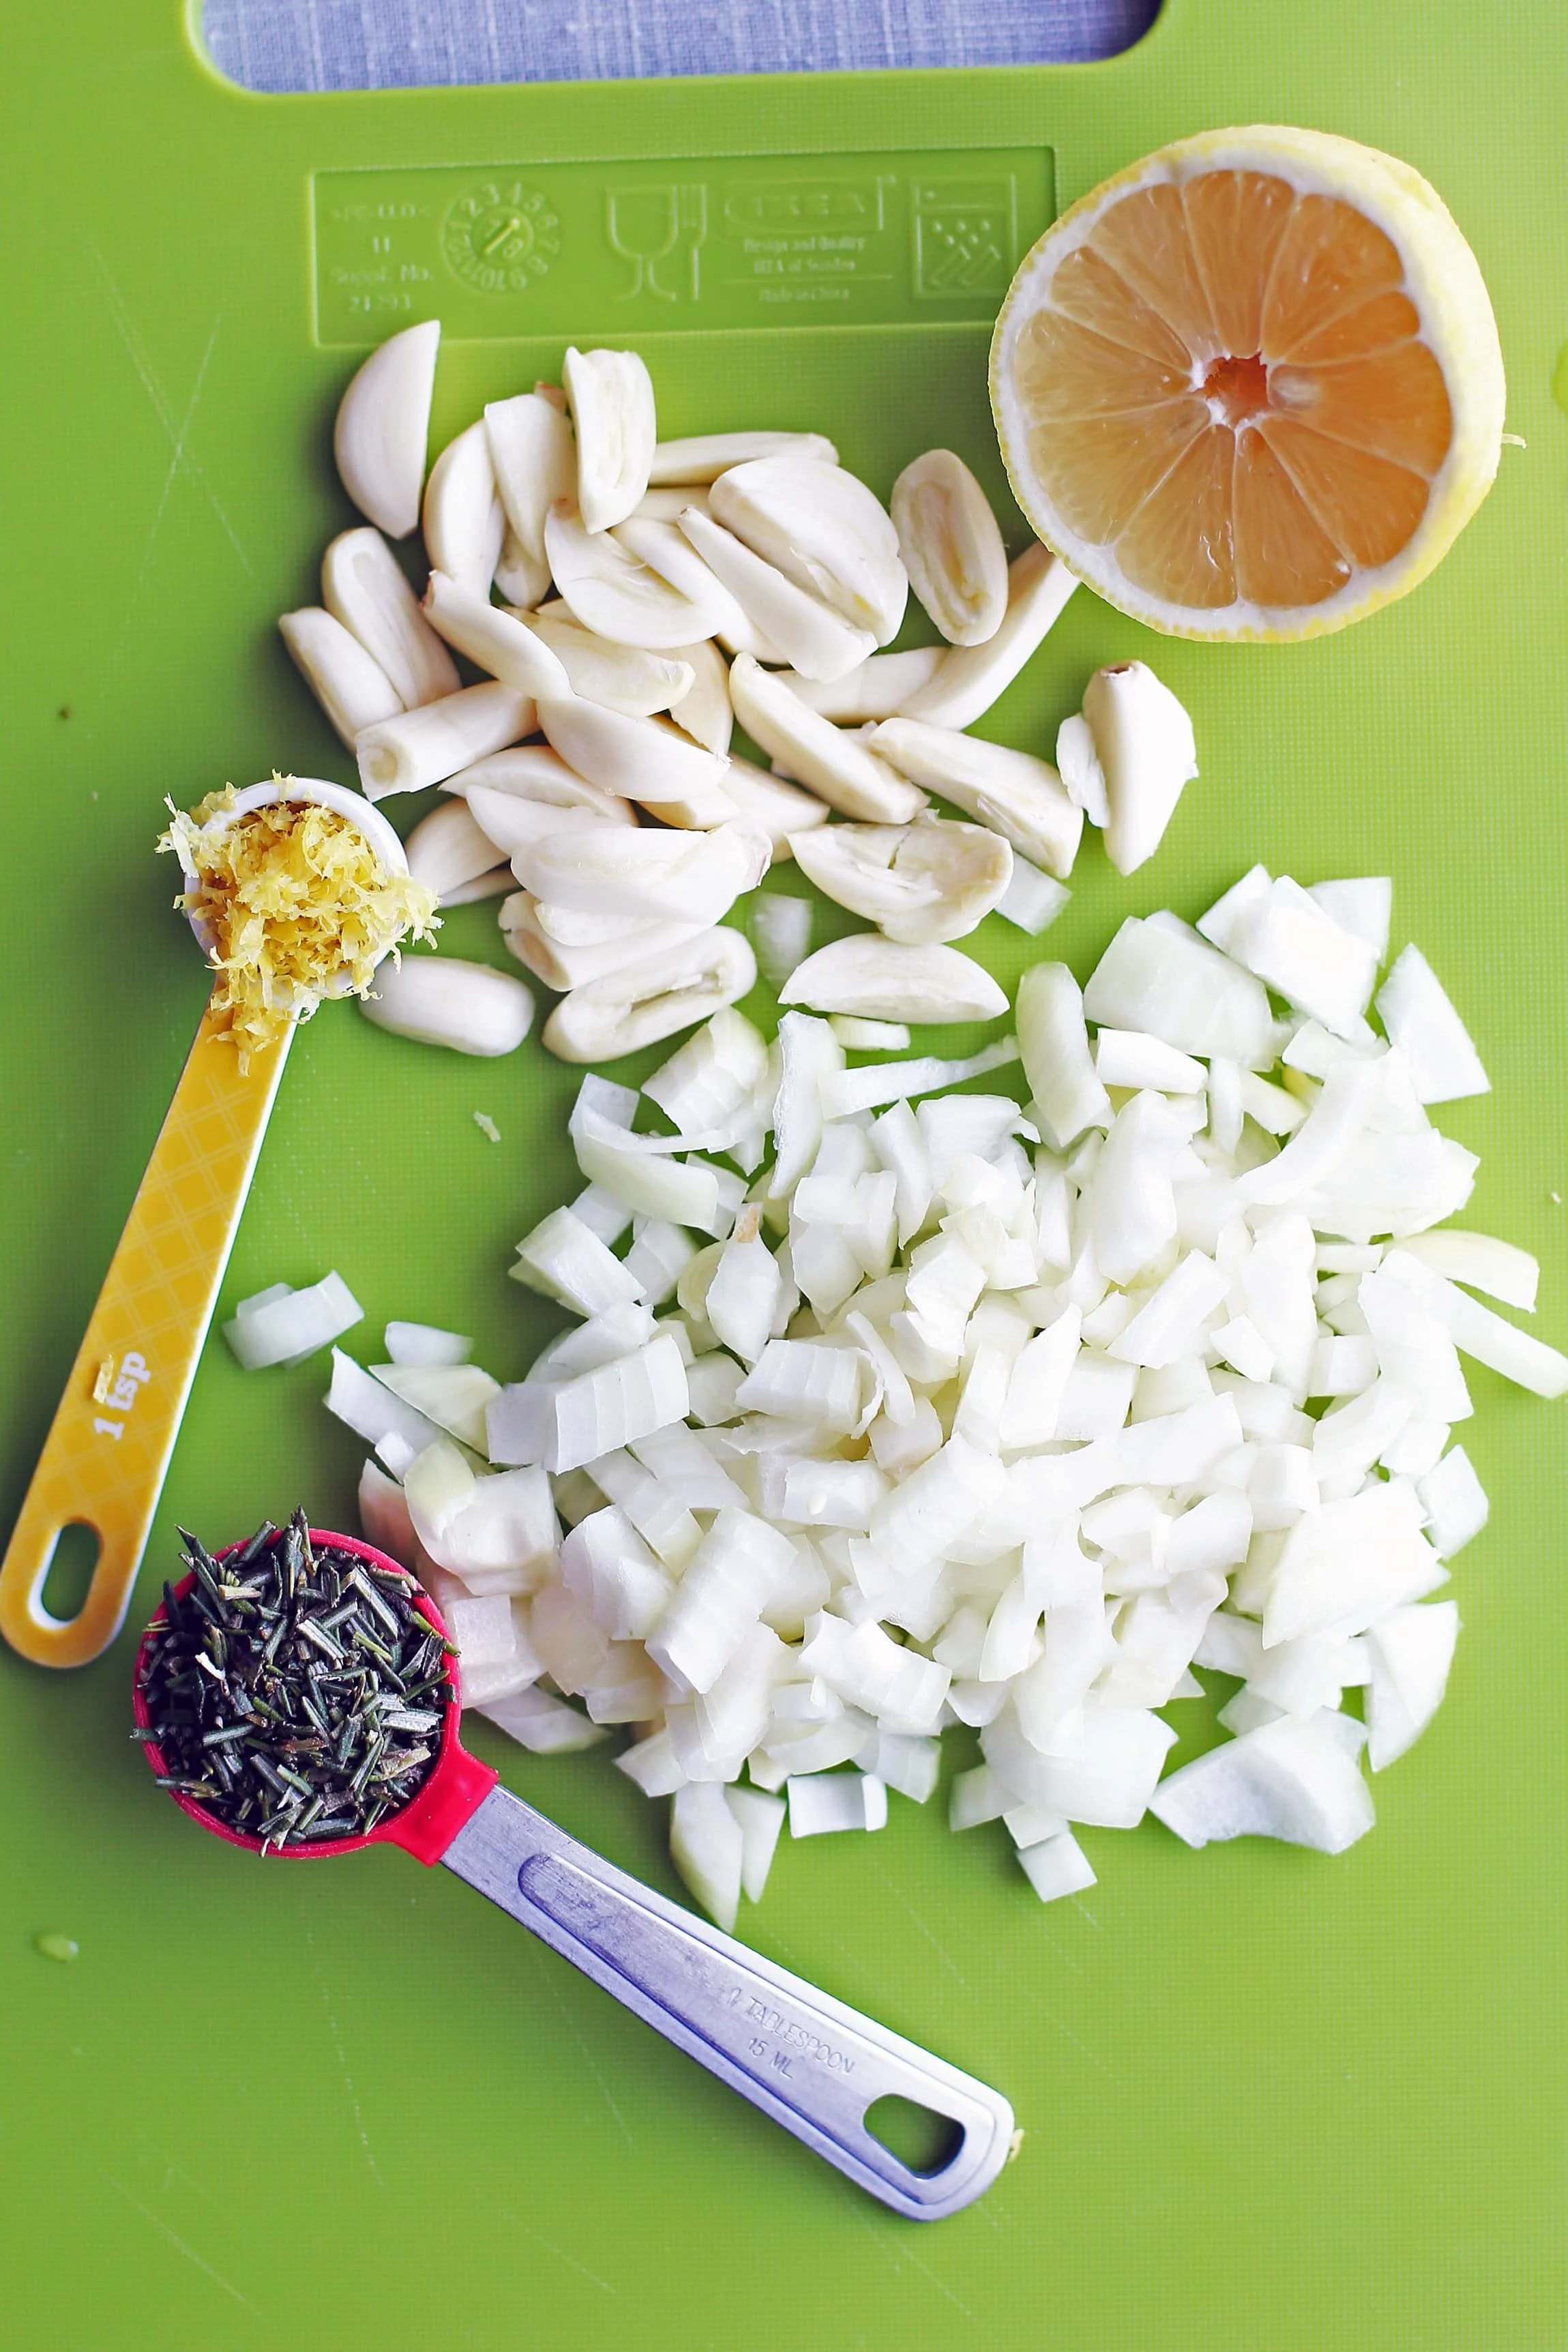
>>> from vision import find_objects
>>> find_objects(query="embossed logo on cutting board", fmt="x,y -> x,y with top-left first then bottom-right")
442,181 -> 561,295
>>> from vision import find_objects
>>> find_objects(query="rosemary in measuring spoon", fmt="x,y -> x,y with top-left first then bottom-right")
134,1510 -> 456,1853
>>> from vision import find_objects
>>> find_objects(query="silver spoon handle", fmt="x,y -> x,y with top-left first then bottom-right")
443,1784 -> 1014,2220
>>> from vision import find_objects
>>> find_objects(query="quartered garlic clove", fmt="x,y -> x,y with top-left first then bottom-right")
789,816 -> 1011,945
422,422 -> 507,600
278,607 -> 403,748
500,894 -> 711,993
322,527 -> 460,708
1054,711 -> 1110,829
356,681 -> 534,800
898,544 -> 1078,730
727,656 -> 926,824
484,389 -> 576,576
463,766 -> 636,855
870,716 -> 1083,880
404,797 -> 513,903
647,430 -> 839,486
1081,661 -> 1198,877
535,693 -> 737,828
775,646 -> 945,724
709,456 -> 907,645
664,638 -> 733,754
421,570 -> 574,699
719,758 -> 828,859
563,346 -> 657,533
359,956 -> 535,1055
546,503 -> 731,649
676,509 -> 876,683
332,318 -> 440,540
519,608 -> 694,718
543,926 -> 758,1062
512,819 -> 768,927
890,450 -> 1009,647
778,936 -> 1007,1023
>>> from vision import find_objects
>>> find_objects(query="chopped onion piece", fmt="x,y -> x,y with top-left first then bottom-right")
224,1271 -> 362,1369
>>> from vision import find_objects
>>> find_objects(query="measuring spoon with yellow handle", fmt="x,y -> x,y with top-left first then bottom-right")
0,779 -> 415,1669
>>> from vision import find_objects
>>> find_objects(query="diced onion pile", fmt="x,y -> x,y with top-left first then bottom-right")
316,862 -> 1565,1929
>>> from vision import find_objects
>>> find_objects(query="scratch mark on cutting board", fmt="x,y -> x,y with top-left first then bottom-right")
89,241 -> 254,577
866,1856 -> 971,1990
850,2202 -> 977,2324
518,1934 -> 636,2150
306,1925 -> 383,2186
111,2181 -> 265,2319
113,312 -> 224,636
508,2219 -> 621,2297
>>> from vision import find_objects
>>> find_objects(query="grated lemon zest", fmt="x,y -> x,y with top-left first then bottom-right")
158,779 -> 439,1067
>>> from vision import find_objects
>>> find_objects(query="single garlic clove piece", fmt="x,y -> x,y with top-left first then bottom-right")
516,607 -> 694,718
750,894 -> 813,990
356,681 -> 534,800
870,716 -> 1083,880
1054,711 -> 1110,829
421,571 -> 574,700
648,430 -> 839,486
501,894 -> 711,993
531,897 -> 660,948
1081,661 -> 1198,877
563,346 -> 657,533
322,527 -> 459,709
612,516 -> 771,657
891,450 -> 1009,647
664,638 -> 733,755
630,485 -> 713,525
676,509 -> 876,682
332,319 -> 440,540
279,608 -> 403,748
789,817 -> 1011,945
542,926 -> 757,1063
778,936 -> 1007,1024
404,798 -> 512,904
463,767 -> 636,856
494,528 -> 552,612
422,422 -> 506,600
709,456 -> 908,644
898,544 -> 1077,731
546,503 -> 731,649
512,819 -> 767,927
484,390 -> 576,570
720,758 -> 828,860
535,693 -> 737,829
727,656 -> 926,823
359,956 -> 535,1056
774,647 -> 944,723
441,866 -> 514,906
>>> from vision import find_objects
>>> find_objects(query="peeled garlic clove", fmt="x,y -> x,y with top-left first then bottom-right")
870,716 -> 1083,880
665,638 -> 733,754
630,486 -> 713,524
779,936 -> 1007,1024
501,893 -> 709,992
421,570 -> 573,700
518,608 -> 694,718
404,797 -> 511,902
357,682 -> 534,800
537,693 -> 736,828
727,655 -> 925,823
360,956 -> 534,1055
1082,661 -> 1198,877
750,894 -> 813,990
422,422 -> 506,600
1054,710 -> 1110,829
898,544 -> 1077,731
775,647 -> 944,723
531,897 -> 655,949
790,817 -> 1011,945
613,517 -> 784,663
563,346 -> 656,533
546,503 -> 730,649
891,450 -> 1008,647
709,457 -> 907,644
649,430 -> 838,486
513,819 -> 767,926
464,775 -> 634,857
542,927 -> 757,1063
452,744 -> 636,823
676,510 -> 876,683
485,390 -> 576,568
279,608 -> 402,748
322,527 -> 459,709
333,319 -> 440,540
441,866 -> 514,906
720,757 -> 827,859
494,529 -> 552,611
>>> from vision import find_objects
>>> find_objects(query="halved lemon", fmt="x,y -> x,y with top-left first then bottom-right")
990,126 -> 1506,640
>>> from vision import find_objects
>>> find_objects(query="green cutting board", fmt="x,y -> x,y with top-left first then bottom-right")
3,3 -> 1565,2344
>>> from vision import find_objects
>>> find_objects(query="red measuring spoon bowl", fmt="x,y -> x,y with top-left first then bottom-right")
132,1529 -> 498,1864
